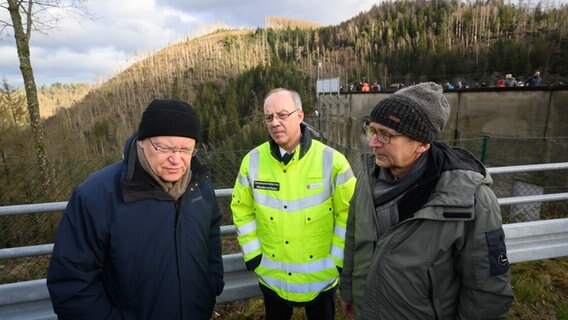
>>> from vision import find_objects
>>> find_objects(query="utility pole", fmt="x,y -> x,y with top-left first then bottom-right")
316,61 -> 322,131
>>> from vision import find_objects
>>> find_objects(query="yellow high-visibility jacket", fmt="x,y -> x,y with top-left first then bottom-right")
231,131 -> 356,303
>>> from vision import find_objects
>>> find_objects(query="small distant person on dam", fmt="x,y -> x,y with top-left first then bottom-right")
339,82 -> 513,319
525,70 -> 542,87
47,99 -> 224,319
231,88 -> 356,319
505,73 -> 517,87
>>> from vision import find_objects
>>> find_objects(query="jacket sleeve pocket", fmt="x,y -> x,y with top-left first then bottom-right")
485,227 -> 510,276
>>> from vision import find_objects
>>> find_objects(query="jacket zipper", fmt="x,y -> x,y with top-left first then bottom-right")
174,200 -> 183,319
428,267 -> 441,320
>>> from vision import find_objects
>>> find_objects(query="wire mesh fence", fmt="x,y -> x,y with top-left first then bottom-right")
1,137 -> 567,284
451,136 -> 568,223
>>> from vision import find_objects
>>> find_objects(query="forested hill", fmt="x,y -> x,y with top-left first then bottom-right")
9,0 -> 567,163
326,0 -> 567,84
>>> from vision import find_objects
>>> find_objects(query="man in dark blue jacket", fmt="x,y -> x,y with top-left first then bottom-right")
47,99 -> 224,319
524,70 -> 542,86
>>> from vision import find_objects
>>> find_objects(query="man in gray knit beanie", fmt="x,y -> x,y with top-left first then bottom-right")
340,82 -> 513,319
369,81 -> 450,143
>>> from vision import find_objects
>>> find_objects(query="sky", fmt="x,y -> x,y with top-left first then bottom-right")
0,0 -> 379,88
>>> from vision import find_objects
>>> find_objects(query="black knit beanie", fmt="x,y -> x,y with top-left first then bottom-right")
138,99 -> 201,141
369,82 -> 450,143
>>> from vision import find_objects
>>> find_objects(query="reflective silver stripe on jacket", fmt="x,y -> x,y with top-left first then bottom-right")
261,275 -> 336,294
238,220 -> 260,255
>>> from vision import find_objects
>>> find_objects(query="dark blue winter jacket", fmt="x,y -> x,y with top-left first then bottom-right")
47,134 -> 224,319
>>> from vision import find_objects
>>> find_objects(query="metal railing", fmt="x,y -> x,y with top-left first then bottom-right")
1,163 -> 568,320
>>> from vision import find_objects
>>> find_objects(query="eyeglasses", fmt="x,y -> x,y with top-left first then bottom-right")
364,125 -> 404,144
264,109 -> 299,123
148,138 -> 197,156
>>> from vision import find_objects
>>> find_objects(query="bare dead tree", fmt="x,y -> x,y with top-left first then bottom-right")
0,0 -> 89,200
0,76 -> 27,127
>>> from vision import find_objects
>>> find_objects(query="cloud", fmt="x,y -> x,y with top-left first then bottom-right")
31,45 -> 130,85
163,0 -> 377,27
0,45 -> 21,83
0,0 -> 378,87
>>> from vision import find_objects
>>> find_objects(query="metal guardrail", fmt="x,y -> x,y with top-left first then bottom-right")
1,218 -> 567,320
0,253 -> 261,320
505,219 -> 568,263
1,163 -> 568,320
0,189 -> 234,217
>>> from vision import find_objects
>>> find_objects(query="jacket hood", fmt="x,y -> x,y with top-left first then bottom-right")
431,142 -> 488,178
420,142 -> 493,215
124,133 -> 139,159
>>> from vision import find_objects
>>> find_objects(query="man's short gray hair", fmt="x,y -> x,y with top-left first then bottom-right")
264,88 -> 303,110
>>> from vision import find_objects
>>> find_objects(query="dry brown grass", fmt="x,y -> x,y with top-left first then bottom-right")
212,258 -> 568,320
265,16 -> 322,30
37,83 -> 93,118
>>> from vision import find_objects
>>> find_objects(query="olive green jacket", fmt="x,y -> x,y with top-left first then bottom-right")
340,144 -> 513,319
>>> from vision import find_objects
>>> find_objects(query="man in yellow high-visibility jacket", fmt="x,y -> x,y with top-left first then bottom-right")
231,88 -> 356,319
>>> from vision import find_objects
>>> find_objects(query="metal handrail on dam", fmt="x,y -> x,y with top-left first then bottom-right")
1,162 -> 568,320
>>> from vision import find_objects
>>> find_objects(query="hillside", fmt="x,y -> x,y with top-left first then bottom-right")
38,83 -> 92,118
2,0 -> 567,163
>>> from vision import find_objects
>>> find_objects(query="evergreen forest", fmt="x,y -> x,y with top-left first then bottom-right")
0,0 -> 567,197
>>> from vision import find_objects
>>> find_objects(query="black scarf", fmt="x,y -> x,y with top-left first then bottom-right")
372,142 -> 483,224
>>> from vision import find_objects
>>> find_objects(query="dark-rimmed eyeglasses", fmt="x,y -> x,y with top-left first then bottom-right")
264,109 -> 299,123
148,138 -> 197,156
364,125 -> 404,144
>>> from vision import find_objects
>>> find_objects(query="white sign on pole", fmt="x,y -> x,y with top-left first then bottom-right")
316,77 -> 340,94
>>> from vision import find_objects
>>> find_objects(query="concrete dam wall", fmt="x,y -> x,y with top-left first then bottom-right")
310,87 -> 568,168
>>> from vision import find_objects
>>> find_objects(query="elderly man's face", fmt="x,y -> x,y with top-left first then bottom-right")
139,136 -> 196,182
263,91 -> 304,152
367,122 -> 429,178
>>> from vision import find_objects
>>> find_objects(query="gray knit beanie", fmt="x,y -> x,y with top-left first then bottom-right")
369,82 -> 450,143
138,99 -> 201,141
